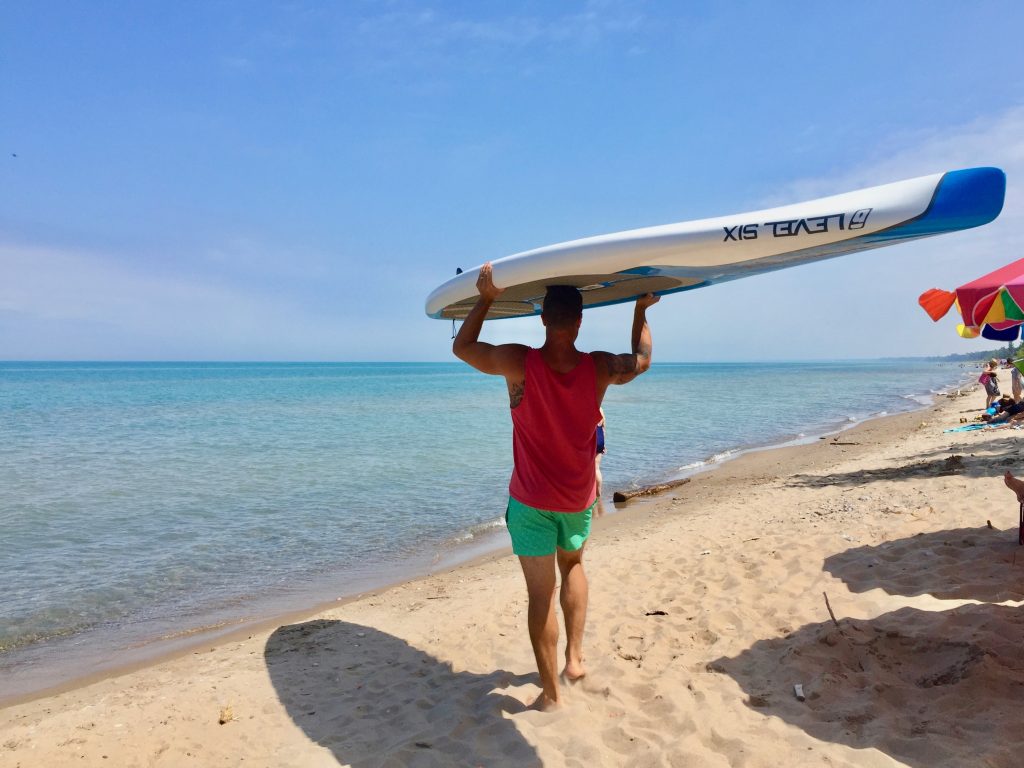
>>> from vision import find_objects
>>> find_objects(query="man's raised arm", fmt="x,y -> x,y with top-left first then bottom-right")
452,263 -> 525,377
594,294 -> 660,390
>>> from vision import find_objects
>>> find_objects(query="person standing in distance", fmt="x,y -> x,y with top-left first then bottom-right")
452,262 -> 659,710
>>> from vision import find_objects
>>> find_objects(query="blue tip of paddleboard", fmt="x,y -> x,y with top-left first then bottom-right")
876,167 -> 1006,241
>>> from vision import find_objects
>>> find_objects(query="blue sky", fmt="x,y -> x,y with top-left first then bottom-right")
2,1 -> 1023,361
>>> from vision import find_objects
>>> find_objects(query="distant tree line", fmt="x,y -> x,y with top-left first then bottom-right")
919,341 -> 1022,362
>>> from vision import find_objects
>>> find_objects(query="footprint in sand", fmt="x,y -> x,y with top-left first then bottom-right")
612,623 -> 647,666
693,628 -> 720,647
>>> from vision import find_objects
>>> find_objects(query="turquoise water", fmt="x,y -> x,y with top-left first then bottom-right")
0,360 -> 967,694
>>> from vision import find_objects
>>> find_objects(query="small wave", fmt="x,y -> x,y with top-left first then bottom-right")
707,450 -> 737,464
449,517 -> 506,543
0,623 -> 86,654
902,392 -> 935,406
676,449 -> 737,475
678,460 -> 707,471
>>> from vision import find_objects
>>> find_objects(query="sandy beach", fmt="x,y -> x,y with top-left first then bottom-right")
2,385 -> 1023,768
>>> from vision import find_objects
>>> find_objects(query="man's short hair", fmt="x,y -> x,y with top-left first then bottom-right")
542,285 -> 583,328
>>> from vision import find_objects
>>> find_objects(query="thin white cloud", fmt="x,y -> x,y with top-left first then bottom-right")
764,106 -> 1024,208
221,56 -> 252,71
766,105 -> 1024,288
0,243 -> 352,359
354,0 -> 649,57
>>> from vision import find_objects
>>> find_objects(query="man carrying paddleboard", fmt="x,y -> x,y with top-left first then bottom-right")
453,262 -> 658,711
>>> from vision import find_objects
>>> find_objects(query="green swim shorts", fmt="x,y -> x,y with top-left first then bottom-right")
505,496 -> 595,557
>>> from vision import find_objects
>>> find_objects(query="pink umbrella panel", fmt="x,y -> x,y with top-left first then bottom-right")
919,256 -> 1024,341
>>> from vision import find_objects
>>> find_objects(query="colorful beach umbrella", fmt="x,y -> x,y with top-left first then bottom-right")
919,256 -> 1024,340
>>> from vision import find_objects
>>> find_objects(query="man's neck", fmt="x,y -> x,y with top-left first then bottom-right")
541,332 -> 581,372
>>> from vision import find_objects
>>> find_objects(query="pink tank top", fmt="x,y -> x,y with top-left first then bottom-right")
509,348 -> 600,512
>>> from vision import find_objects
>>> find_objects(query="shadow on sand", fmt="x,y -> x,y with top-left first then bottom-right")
823,525 -> 1024,602
786,441 -> 1024,488
709,603 -> 1024,767
265,620 -> 538,767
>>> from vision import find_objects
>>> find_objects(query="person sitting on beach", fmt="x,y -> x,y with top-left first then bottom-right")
981,395 -> 1024,423
453,262 -> 658,711
991,394 -> 1015,411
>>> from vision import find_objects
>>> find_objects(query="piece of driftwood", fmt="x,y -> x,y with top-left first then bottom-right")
613,478 -> 691,503
823,591 -> 840,629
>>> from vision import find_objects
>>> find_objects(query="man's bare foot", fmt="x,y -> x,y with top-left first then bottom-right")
562,659 -> 586,682
1004,471 -> 1024,503
529,692 -> 561,712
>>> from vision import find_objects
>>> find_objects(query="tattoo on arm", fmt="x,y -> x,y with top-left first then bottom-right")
636,340 -> 651,359
509,381 -> 525,408
607,354 -> 636,381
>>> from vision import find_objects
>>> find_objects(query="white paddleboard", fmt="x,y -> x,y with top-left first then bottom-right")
425,167 -> 1005,320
